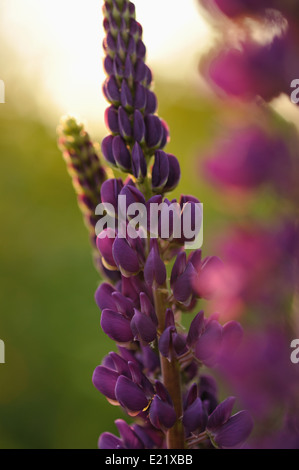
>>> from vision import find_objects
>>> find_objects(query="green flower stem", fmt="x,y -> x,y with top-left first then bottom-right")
153,286 -> 185,449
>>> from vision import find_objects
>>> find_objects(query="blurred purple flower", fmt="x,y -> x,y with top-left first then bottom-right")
217,328 -> 299,421
203,127 -> 292,192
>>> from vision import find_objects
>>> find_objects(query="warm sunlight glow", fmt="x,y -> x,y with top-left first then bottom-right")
0,0 -> 210,126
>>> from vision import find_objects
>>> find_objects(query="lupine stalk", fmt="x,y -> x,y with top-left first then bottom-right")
59,1 -> 253,449
152,287 -> 185,448
100,1 -> 186,448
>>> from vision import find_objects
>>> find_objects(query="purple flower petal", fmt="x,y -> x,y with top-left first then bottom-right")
140,292 -> 157,326
152,150 -> 169,190
109,353 -> 131,379
199,374 -> 218,398
115,376 -> 149,412
172,262 -> 197,304
121,275 -> 147,304
173,332 -> 186,356
101,309 -> 133,343
155,381 -> 173,405
105,75 -> 120,103
117,32 -> 126,57
195,255 -> 224,300
128,361 -> 142,385
98,432 -> 124,449
199,375 -> 219,415
160,119 -> 170,148
207,397 -> 236,432
145,115 -> 163,149
120,183 -> 146,207
94,283 -> 116,311
149,396 -> 176,430
115,419 -> 144,449
101,135 -> 116,165
135,83 -> 147,110
133,111 -> 146,144
132,142 -> 147,179
221,321 -> 244,356
183,397 -> 208,434
136,39 -> 146,59
127,34 -> 136,56
121,79 -> 133,109
118,106 -> 132,140
118,345 -> 138,363
131,309 -> 157,343
104,106 -> 119,134
141,345 -> 160,373
188,248 -> 202,269
158,326 -> 174,358
170,252 -> 187,287
124,55 -> 133,79
97,229 -> 117,268
165,308 -> 175,328
132,424 -> 158,450
104,56 -> 113,75
112,236 -> 141,276
212,410 -> 254,449
101,178 -> 123,209
135,59 -> 147,82
185,383 -> 198,408
92,365 -> 119,401
112,291 -> 135,319
144,65 -> 153,87
195,320 -> 223,363
106,32 -> 116,52
145,89 -> 158,114
112,135 -> 131,171
144,241 -> 167,286
164,154 -> 181,192
186,311 -> 205,347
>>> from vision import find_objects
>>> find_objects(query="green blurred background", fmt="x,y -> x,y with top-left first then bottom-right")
0,0 -> 253,449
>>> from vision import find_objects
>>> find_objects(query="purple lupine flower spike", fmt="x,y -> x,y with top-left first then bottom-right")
59,0 -> 253,450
